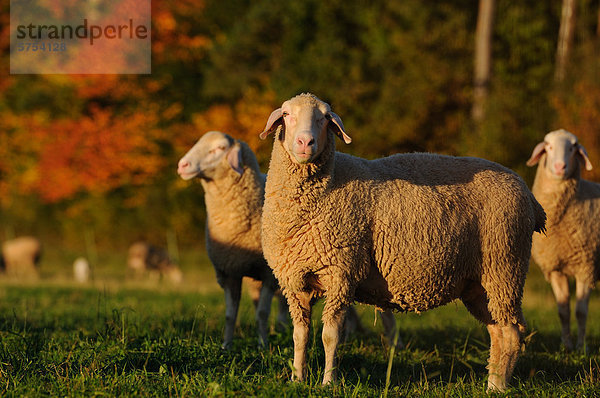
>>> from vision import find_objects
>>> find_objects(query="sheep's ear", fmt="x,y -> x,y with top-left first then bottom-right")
259,108 -> 283,140
226,143 -> 244,175
526,142 -> 546,167
327,112 -> 351,144
577,144 -> 593,171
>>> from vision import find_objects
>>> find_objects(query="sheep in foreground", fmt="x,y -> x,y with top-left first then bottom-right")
259,93 -> 546,391
177,131 -> 288,349
127,241 -> 183,284
526,129 -> 598,351
1,236 -> 42,279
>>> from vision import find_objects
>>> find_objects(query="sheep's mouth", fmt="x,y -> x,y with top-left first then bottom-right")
293,152 -> 313,163
178,170 -> 200,180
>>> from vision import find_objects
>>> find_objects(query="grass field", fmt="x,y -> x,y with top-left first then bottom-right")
1,249 -> 600,396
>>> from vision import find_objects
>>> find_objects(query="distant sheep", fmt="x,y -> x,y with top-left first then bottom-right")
0,236 -> 42,279
73,257 -> 91,283
127,241 -> 183,284
259,93 -> 545,391
526,129 -> 599,351
177,131 -> 288,349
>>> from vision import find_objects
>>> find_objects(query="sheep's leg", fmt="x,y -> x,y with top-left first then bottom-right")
275,293 -> 290,332
288,291 -> 312,381
500,324 -> 520,390
255,282 -> 275,347
321,300 -> 348,385
550,271 -> 573,351
486,323 -> 504,391
380,310 -> 402,348
461,282 -> 514,391
246,278 -> 261,309
222,278 -> 242,350
575,277 -> 592,351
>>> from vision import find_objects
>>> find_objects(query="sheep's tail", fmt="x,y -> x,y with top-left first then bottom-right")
530,194 -> 546,234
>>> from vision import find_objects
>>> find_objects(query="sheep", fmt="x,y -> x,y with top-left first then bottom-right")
73,257 -> 91,283
127,241 -> 183,284
526,129 -> 598,352
0,236 -> 42,279
259,93 -> 546,391
177,131 -> 288,349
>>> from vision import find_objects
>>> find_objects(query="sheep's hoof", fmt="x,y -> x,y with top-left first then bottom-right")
486,381 -> 506,393
322,374 -> 336,386
221,341 -> 232,351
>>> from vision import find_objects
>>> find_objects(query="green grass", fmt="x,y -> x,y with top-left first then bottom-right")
0,250 -> 600,396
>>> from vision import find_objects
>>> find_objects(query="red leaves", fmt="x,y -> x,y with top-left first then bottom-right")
33,107 -> 164,202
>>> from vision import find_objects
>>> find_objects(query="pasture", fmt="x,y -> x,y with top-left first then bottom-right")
1,248 -> 600,397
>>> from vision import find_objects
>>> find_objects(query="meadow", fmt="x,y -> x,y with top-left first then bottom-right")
1,248 -> 600,397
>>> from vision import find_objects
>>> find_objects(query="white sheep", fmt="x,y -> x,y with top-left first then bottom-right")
259,93 -> 546,391
73,257 -> 90,283
1,236 -> 42,279
177,131 -> 288,349
526,129 -> 598,351
127,241 -> 183,284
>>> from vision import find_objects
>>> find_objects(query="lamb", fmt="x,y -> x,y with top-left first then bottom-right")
259,93 -> 546,391
177,131 -> 288,349
127,241 -> 183,284
0,236 -> 42,279
526,129 -> 599,351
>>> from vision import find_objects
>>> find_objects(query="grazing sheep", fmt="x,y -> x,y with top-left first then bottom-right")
73,257 -> 91,283
177,131 -> 288,349
1,236 -> 42,279
259,93 -> 546,391
127,241 -> 183,284
526,129 -> 598,351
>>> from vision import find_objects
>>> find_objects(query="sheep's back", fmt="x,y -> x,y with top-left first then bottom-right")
332,153 -> 535,311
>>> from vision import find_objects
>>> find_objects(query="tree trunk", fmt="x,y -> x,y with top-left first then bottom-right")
555,0 -> 577,82
472,0 -> 495,124
597,3 -> 600,38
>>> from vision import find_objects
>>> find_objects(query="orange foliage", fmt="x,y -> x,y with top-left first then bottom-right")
32,107 -> 165,202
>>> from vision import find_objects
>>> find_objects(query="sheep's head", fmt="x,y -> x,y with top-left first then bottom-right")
259,93 -> 351,164
526,129 -> 593,180
177,131 -> 243,180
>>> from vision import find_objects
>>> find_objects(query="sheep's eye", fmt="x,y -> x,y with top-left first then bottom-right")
282,111 -> 289,117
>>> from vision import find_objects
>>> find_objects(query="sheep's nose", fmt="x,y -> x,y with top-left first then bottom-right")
295,135 -> 315,149
553,161 -> 566,174
178,159 -> 190,172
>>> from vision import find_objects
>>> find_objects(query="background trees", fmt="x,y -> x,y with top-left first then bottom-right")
0,0 -> 598,251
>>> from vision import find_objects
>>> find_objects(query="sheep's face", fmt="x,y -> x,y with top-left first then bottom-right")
526,129 -> 593,180
177,131 -> 243,180
260,93 -> 351,164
